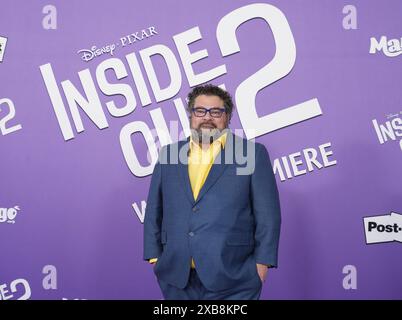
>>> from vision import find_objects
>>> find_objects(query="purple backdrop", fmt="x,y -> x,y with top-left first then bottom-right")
1,0 -> 401,300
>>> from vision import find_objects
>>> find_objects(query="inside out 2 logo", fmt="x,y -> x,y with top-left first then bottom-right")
0,206 -> 21,224
372,112 -> 402,151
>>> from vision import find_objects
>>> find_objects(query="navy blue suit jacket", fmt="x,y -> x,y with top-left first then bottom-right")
143,132 -> 281,291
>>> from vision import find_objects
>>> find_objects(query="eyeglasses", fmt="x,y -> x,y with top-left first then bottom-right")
191,107 -> 226,118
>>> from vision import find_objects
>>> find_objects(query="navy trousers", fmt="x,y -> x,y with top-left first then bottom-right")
157,269 -> 263,300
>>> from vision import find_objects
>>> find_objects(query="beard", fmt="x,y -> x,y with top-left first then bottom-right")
191,123 -> 227,144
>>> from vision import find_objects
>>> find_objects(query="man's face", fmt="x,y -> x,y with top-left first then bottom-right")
190,94 -> 229,143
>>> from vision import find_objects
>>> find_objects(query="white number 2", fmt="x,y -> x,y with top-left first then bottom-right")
0,98 -> 22,136
217,3 -> 322,139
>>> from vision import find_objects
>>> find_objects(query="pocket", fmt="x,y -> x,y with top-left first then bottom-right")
226,232 -> 254,246
153,253 -> 164,274
251,255 -> 263,285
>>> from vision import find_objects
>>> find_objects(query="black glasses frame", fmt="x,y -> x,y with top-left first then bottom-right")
191,107 -> 226,118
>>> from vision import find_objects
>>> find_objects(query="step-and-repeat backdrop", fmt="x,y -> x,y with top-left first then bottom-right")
1,0 -> 401,300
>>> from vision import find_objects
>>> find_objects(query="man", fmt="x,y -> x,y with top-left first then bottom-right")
143,84 -> 281,300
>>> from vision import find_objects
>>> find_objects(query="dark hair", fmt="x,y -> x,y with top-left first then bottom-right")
187,84 -> 234,120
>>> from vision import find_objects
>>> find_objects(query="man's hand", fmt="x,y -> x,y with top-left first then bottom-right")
256,263 -> 268,283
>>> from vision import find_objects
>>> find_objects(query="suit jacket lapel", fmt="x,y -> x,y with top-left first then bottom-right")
177,131 -> 233,205
194,131 -> 232,205
177,138 -> 195,205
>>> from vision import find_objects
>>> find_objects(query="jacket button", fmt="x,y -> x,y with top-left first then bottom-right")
189,232 -> 195,237
192,207 -> 199,212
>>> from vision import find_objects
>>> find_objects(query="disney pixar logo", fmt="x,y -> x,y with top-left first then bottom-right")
0,206 -> 21,224
77,44 -> 116,62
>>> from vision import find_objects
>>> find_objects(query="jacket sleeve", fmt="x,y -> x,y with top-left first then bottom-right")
143,147 -> 165,261
251,143 -> 281,267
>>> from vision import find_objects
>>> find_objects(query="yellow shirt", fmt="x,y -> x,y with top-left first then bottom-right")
149,133 -> 228,268
188,132 -> 227,201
